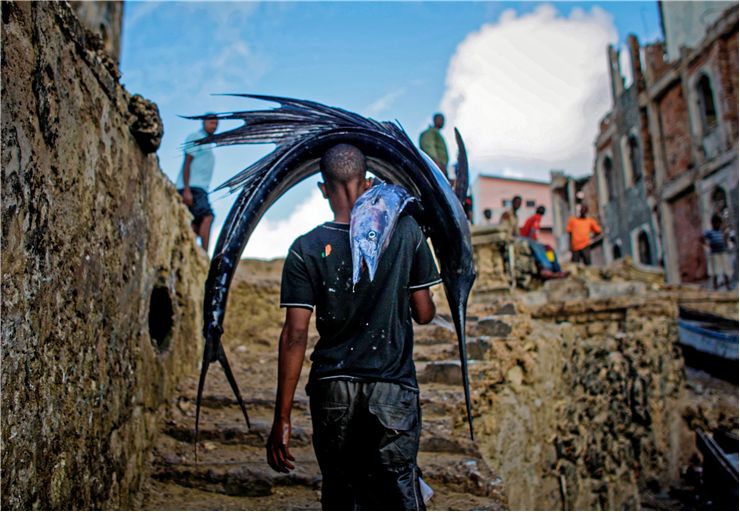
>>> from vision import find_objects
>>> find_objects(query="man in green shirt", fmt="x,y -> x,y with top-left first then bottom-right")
419,113 -> 449,179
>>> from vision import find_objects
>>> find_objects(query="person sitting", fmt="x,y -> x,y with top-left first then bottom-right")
520,205 -> 545,240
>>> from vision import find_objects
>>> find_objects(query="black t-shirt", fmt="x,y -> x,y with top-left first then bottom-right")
280,216 -> 441,389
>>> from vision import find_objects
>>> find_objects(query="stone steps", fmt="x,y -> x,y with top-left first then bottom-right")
140,310 -> 509,510
151,440 -> 320,497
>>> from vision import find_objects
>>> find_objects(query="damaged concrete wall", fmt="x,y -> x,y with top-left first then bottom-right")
1,2 -> 207,509
468,281 -> 733,510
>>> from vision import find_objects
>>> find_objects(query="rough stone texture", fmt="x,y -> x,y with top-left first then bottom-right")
140,260 -> 509,511
1,2 -> 207,509
469,278 -> 736,510
69,0 -> 123,62
128,94 -> 164,154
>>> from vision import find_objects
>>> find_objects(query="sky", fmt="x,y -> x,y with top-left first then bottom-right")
120,0 -> 663,259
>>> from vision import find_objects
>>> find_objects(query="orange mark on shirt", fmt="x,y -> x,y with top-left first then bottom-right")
324,244 -> 332,257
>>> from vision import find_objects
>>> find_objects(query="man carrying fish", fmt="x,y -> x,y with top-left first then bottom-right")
266,143 -> 441,510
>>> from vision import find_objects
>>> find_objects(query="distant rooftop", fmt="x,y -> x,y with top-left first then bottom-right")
475,173 -> 550,186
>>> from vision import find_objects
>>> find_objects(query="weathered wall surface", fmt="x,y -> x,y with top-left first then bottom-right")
69,0 -> 123,63
1,2 -> 207,509
467,280 -> 733,510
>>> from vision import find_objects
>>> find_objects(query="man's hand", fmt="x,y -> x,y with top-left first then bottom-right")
267,307 -> 311,473
266,417 -> 295,473
182,188 -> 193,206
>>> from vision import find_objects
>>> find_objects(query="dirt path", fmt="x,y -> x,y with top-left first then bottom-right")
139,265 -> 508,510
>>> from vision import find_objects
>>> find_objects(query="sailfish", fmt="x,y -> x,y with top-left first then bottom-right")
189,95 -> 477,455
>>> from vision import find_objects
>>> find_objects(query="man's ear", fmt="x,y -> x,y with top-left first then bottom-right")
363,177 -> 373,192
318,181 -> 329,199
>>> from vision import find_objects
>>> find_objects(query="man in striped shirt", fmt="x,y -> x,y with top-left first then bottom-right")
702,214 -> 732,290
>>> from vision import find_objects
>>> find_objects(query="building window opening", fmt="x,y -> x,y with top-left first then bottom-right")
612,243 -> 622,260
697,74 -> 718,132
628,135 -> 642,182
603,156 -> 617,201
502,199 -> 512,207
711,186 -> 728,217
637,231 -> 652,265
149,285 -> 174,353
525,200 -> 536,208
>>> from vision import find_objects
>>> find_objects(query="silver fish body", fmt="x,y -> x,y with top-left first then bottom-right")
350,183 -> 416,284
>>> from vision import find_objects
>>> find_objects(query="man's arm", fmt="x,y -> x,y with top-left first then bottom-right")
181,154 -> 194,206
435,131 -> 449,167
266,307 -> 312,473
420,130 -> 439,164
590,218 -> 602,235
410,288 -> 435,324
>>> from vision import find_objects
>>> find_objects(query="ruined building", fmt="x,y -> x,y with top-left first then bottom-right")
590,2 -> 738,283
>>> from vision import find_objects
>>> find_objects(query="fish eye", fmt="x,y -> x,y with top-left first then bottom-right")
367,230 -> 377,240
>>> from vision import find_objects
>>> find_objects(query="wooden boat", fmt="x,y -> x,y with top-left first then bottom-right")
695,429 -> 739,509
678,307 -> 738,361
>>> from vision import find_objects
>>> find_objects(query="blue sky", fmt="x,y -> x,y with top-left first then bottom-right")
120,0 -> 662,258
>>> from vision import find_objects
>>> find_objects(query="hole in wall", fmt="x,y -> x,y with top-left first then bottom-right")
148,285 -> 173,353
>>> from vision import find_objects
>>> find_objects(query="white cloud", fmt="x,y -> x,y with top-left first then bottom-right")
242,190 -> 333,259
366,87 -> 407,117
440,4 -> 617,179
124,2 -> 160,31
501,168 -> 525,179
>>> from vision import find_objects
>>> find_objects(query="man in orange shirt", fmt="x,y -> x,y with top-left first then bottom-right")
567,205 -> 602,265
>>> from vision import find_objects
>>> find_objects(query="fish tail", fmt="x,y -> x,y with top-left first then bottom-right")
194,351 -> 211,464
454,301 -> 474,441
217,344 -> 251,430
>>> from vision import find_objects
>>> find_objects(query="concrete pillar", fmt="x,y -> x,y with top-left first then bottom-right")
608,45 -> 625,103
627,34 -> 645,93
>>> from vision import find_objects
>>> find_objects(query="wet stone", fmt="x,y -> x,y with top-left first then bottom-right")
476,317 -> 513,338
417,362 -> 463,385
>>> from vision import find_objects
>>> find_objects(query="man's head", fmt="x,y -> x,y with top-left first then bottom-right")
536,205 -> 546,216
433,113 -> 445,129
203,113 -> 219,135
318,144 -> 371,212
579,204 -> 589,218
712,213 -> 723,230
483,208 -> 492,220
512,196 -> 522,211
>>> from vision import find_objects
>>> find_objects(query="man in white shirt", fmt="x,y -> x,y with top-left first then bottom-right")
176,114 -> 218,250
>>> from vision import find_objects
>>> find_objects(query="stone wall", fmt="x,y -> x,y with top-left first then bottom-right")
467,283 -> 731,510
69,0 -> 123,63
1,2 -> 207,509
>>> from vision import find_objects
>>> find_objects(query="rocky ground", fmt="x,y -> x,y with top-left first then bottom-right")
137,259 -> 738,511
139,261 -> 509,510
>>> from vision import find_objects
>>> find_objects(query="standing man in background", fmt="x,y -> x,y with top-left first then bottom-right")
702,213 -> 733,290
419,113 -> 449,180
177,114 -> 218,251
567,205 -> 601,265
